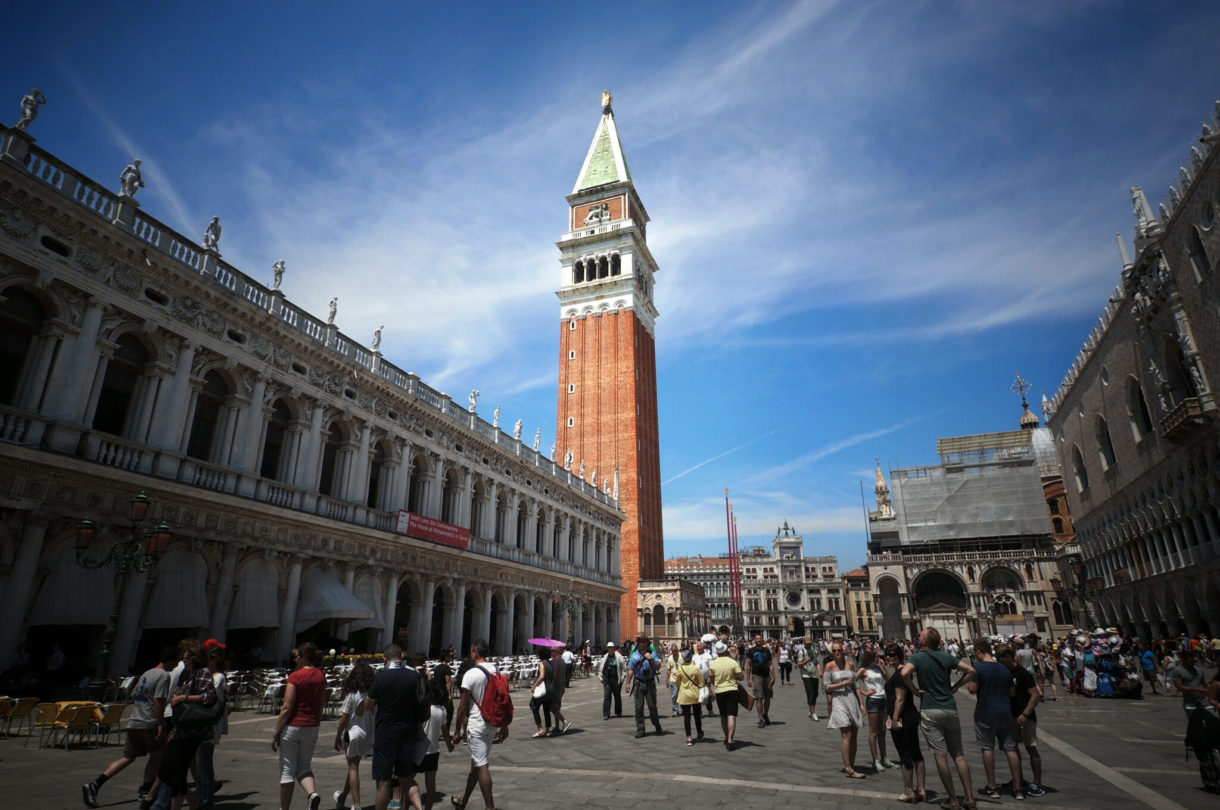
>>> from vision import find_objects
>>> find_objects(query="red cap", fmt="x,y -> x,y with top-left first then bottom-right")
202,638 -> 225,651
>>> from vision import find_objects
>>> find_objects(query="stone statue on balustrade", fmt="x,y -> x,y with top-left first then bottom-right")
579,460 -> 585,478
272,260 -> 285,290
563,450 -> 573,469
513,419 -> 523,440
493,406 -> 501,428
533,428 -> 541,451
118,159 -> 144,200
328,297 -> 338,324
15,89 -> 46,131
550,442 -> 557,460
468,389 -> 480,413
201,216 -> 222,252
372,325 -> 383,352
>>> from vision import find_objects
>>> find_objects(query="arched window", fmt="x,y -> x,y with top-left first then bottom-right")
92,334 -> 150,437
574,261 -> 584,284
440,469 -> 460,524
1127,377 -> 1154,442
260,399 -> 292,481
598,256 -> 609,279
1052,517 -> 1064,534
610,254 -> 621,276
186,371 -> 229,461
1163,336 -> 1194,403
1071,445 -> 1089,493
535,511 -> 545,554
1095,415 -> 1117,471
0,287 -> 46,406
318,423 -> 344,497
1189,227 -> 1212,281
516,508 -> 527,549
408,453 -> 429,514
1049,497 -> 1060,515
469,480 -> 485,535
493,491 -> 508,543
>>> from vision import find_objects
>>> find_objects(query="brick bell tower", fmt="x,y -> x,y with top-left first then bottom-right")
556,91 -> 664,640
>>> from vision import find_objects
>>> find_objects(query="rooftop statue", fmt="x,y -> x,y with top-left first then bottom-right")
272,260 -> 285,290
513,419 -> 523,441
201,216 -> 222,252
468,389 -> 480,413
372,324 -> 383,352
118,159 -> 144,200
328,297 -> 338,324
493,405 -> 501,428
601,89 -> 612,110
533,428 -> 541,451
15,88 -> 46,130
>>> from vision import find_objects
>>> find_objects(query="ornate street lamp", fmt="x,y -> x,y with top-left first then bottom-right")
75,491 -> 173,683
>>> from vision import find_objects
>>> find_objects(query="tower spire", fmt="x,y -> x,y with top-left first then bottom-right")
1013,372 -> 1039,429
873,458 -> 894,519
573,91 -> 633,194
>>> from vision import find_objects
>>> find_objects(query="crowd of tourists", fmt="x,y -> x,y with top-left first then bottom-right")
56,625 -> 1220,809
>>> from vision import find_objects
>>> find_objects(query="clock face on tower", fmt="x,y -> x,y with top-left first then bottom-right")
785,591 -> 802,607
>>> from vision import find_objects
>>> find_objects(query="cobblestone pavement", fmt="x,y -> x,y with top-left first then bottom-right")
2,673 -> 1214,809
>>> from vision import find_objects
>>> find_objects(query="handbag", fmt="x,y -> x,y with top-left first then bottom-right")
736,682 -> 755,711
532,682 -> 547,699
172,696 -> 225,729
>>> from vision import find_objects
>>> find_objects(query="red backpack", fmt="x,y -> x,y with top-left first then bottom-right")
474,665 -> 514,727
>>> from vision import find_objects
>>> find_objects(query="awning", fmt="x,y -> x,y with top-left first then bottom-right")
227,558 -> 280,630
295,568 -> 373,631
347,575 -> 385,633
142,549 -> 209,629
27,543 -> 116,626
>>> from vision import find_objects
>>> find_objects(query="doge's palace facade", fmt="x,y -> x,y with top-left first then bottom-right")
0,113 -> 623,676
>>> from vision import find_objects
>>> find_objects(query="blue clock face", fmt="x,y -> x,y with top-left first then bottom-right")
785,591 -> 802,607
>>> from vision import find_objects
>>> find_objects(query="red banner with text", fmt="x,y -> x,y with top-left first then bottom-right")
395,510 -> 470,550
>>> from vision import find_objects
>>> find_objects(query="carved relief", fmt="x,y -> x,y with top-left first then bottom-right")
75,246 -> 116,279
0,205 -> 37,239
110,265 -> 142,296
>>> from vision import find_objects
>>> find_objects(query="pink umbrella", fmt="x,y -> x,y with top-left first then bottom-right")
527,637 -> 566,647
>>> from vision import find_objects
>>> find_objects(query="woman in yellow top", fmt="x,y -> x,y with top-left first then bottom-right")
674,648 -> 706,745
707,641 -> 744,750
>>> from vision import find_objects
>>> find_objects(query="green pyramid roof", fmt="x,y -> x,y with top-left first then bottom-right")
573,109 -> 632,193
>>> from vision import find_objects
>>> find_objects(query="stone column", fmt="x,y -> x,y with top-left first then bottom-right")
381,572 -> 400,649
347,423 -> 371,504
426,458 -> 444,519
385,449 -> 407,512
0,520 -> 47,667
558,518 -> 571,563
417,578 -> 438,655
234,376 -> 268,495
483,482 -> 499,539
477,587 -> 493,645
42,298 -> 104,451
451,582 -> 468,649
276,559 -> 304,662
147,339 -> 197,459
496,591 -> 514,655
15,325 -> 62,413
458,470 -> 473,529
525,593 -> 536,642
293,402 -> 325,491
338,565 -> 356,642
110,569 -> 150,676
209,544 -> 240,639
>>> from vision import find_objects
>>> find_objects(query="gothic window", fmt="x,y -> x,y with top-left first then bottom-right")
574,261 -> 585,284
1049,498 -> 1060,515
0,286 -> 46,406
1095,415 -> 1117,471
186,371 -> 229,461
610,254 -> 621,276
1163,335 -> 1195,403
598,256 -> 609,279
966,565 -> 975,582
260,399 -> 292,481
1024,562 -> 1034,581
1053,517 -> 1064,534
318,423 -> 344,497
1127,377 -> 1154,442
92,333 -> 151,437
1071,445 -> 1089,493
1188,227 -> 1212,281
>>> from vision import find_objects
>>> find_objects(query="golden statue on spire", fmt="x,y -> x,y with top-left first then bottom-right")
602,89 -> 613,111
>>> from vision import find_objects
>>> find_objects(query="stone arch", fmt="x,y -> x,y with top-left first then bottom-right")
440,465 -> 462,524
260,397 -> 296,481
91,331 -> 154,438
980,565 -> 1022,592
186,368 -> 233,462
407,449 -> 431,514
910,569 -> 969,612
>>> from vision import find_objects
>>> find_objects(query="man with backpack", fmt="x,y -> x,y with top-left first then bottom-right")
453,639 -> 511,810
748,635 -> 776,727
362,644 -> 429,810
624,635 -> 663,738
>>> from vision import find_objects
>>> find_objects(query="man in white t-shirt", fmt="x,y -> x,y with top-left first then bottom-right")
453,640 -> 500,810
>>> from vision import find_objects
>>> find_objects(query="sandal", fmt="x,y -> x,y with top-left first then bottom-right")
531,730 -> 546,738
897,796 -> 918,805
844,769 -> 865,779
451,796 -> 466,809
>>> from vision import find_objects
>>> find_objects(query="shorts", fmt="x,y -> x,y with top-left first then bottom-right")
418,751 -> 440,773
1016,719 -> 1037,747
865,696 -> 886,714
715,690 -> 739,717
1142,669 -> 1155,682
278,724 -> 319,784
751,674 -> 773,700
466,722 -> 495,768
372,733 -> 420,782
920,708 -> 964,757
346,726 -> 373,759
123,726 -> 165,759
974,720 -> 1017,752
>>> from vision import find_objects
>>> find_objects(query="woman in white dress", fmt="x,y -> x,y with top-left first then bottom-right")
824,643 -> 865,778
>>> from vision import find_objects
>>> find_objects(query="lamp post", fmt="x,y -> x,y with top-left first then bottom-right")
1048,555 -> 1103,630
75,492 -> 173,684
553,578 -> 589,645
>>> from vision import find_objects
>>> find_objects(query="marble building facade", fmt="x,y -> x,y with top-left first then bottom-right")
0,116 -> 623,676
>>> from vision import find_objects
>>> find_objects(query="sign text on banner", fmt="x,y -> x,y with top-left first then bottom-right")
395,510 -> 470,549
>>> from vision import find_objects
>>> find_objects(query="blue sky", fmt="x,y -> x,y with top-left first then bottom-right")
8,1 -> 1220,570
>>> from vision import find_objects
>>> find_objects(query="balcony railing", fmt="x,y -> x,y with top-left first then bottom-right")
1161,397 -> 1210,443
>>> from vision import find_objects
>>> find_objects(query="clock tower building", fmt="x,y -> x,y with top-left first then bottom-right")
556,93 -> 664,640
